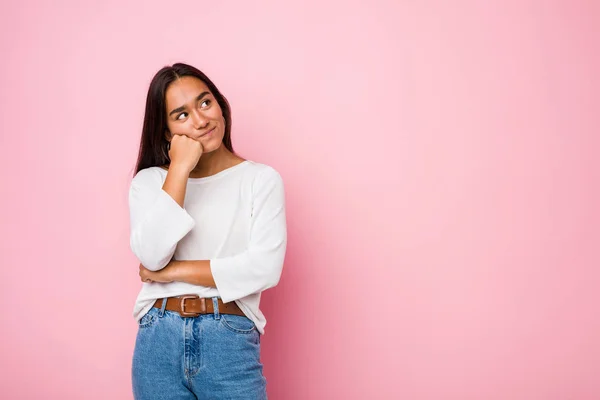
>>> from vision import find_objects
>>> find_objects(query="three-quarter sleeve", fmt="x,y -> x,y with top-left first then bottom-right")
128,168 -> 196,271
210,167 -> 287,303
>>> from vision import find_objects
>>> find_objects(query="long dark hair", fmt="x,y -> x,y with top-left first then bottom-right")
133,63 -> 234,175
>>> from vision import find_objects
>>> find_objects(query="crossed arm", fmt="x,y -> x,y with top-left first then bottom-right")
139,260 -> 216,287
134,166 -> 218,287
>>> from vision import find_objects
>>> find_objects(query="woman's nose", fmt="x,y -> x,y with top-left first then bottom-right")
190,109 -> 208,130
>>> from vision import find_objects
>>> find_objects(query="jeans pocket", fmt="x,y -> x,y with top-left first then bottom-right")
138,308 -> 158,329
219,314 -> 257,334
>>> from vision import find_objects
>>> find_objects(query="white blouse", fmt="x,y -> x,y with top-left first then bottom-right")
128,160 -> 287,335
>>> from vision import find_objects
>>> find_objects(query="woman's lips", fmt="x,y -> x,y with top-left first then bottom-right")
200,127 -> 215,138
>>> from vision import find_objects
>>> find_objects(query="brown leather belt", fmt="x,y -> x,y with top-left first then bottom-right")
152,295 -> 245,318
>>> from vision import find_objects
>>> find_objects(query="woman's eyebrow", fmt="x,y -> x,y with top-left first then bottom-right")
168,91 -> 210,116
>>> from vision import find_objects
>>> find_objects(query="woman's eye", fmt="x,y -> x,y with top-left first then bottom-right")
201,99 -> 211,108
177,112 -> 188,120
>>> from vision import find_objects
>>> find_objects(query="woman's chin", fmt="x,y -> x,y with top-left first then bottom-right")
202,140 -> 222,154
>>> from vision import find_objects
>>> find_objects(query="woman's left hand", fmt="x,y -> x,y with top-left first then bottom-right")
139,261 -> 177,283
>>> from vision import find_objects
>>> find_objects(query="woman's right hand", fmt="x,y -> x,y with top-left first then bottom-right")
168,133 -> 204,174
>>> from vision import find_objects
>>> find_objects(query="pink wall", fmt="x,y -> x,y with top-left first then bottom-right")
1,1 -> 598,398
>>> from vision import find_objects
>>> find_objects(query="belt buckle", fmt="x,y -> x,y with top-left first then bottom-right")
179,294 -> 202,317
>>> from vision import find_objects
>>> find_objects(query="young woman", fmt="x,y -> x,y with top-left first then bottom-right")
129,62 -> 287,399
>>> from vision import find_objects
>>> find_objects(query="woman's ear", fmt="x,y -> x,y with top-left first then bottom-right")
164,130 -> 171,142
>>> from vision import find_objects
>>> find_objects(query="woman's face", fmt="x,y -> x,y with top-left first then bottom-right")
164,76 -> 225,153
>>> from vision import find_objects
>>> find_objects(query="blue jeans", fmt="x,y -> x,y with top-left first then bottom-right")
132,296 -> 267,399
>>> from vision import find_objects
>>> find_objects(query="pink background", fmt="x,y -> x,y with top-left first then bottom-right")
1,1 -> 599,398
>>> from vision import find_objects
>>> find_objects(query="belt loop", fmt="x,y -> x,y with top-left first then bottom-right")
158,297 -> 168,317
212,297 -> 220,320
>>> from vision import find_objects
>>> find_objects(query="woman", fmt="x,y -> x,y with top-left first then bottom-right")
129,62 -> 287,399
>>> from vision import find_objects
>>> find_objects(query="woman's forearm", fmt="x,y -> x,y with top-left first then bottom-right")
170,260 -> 216,287
162,166 -> 190,208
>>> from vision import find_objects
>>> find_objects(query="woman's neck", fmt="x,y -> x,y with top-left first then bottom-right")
188,147 -> 244,178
